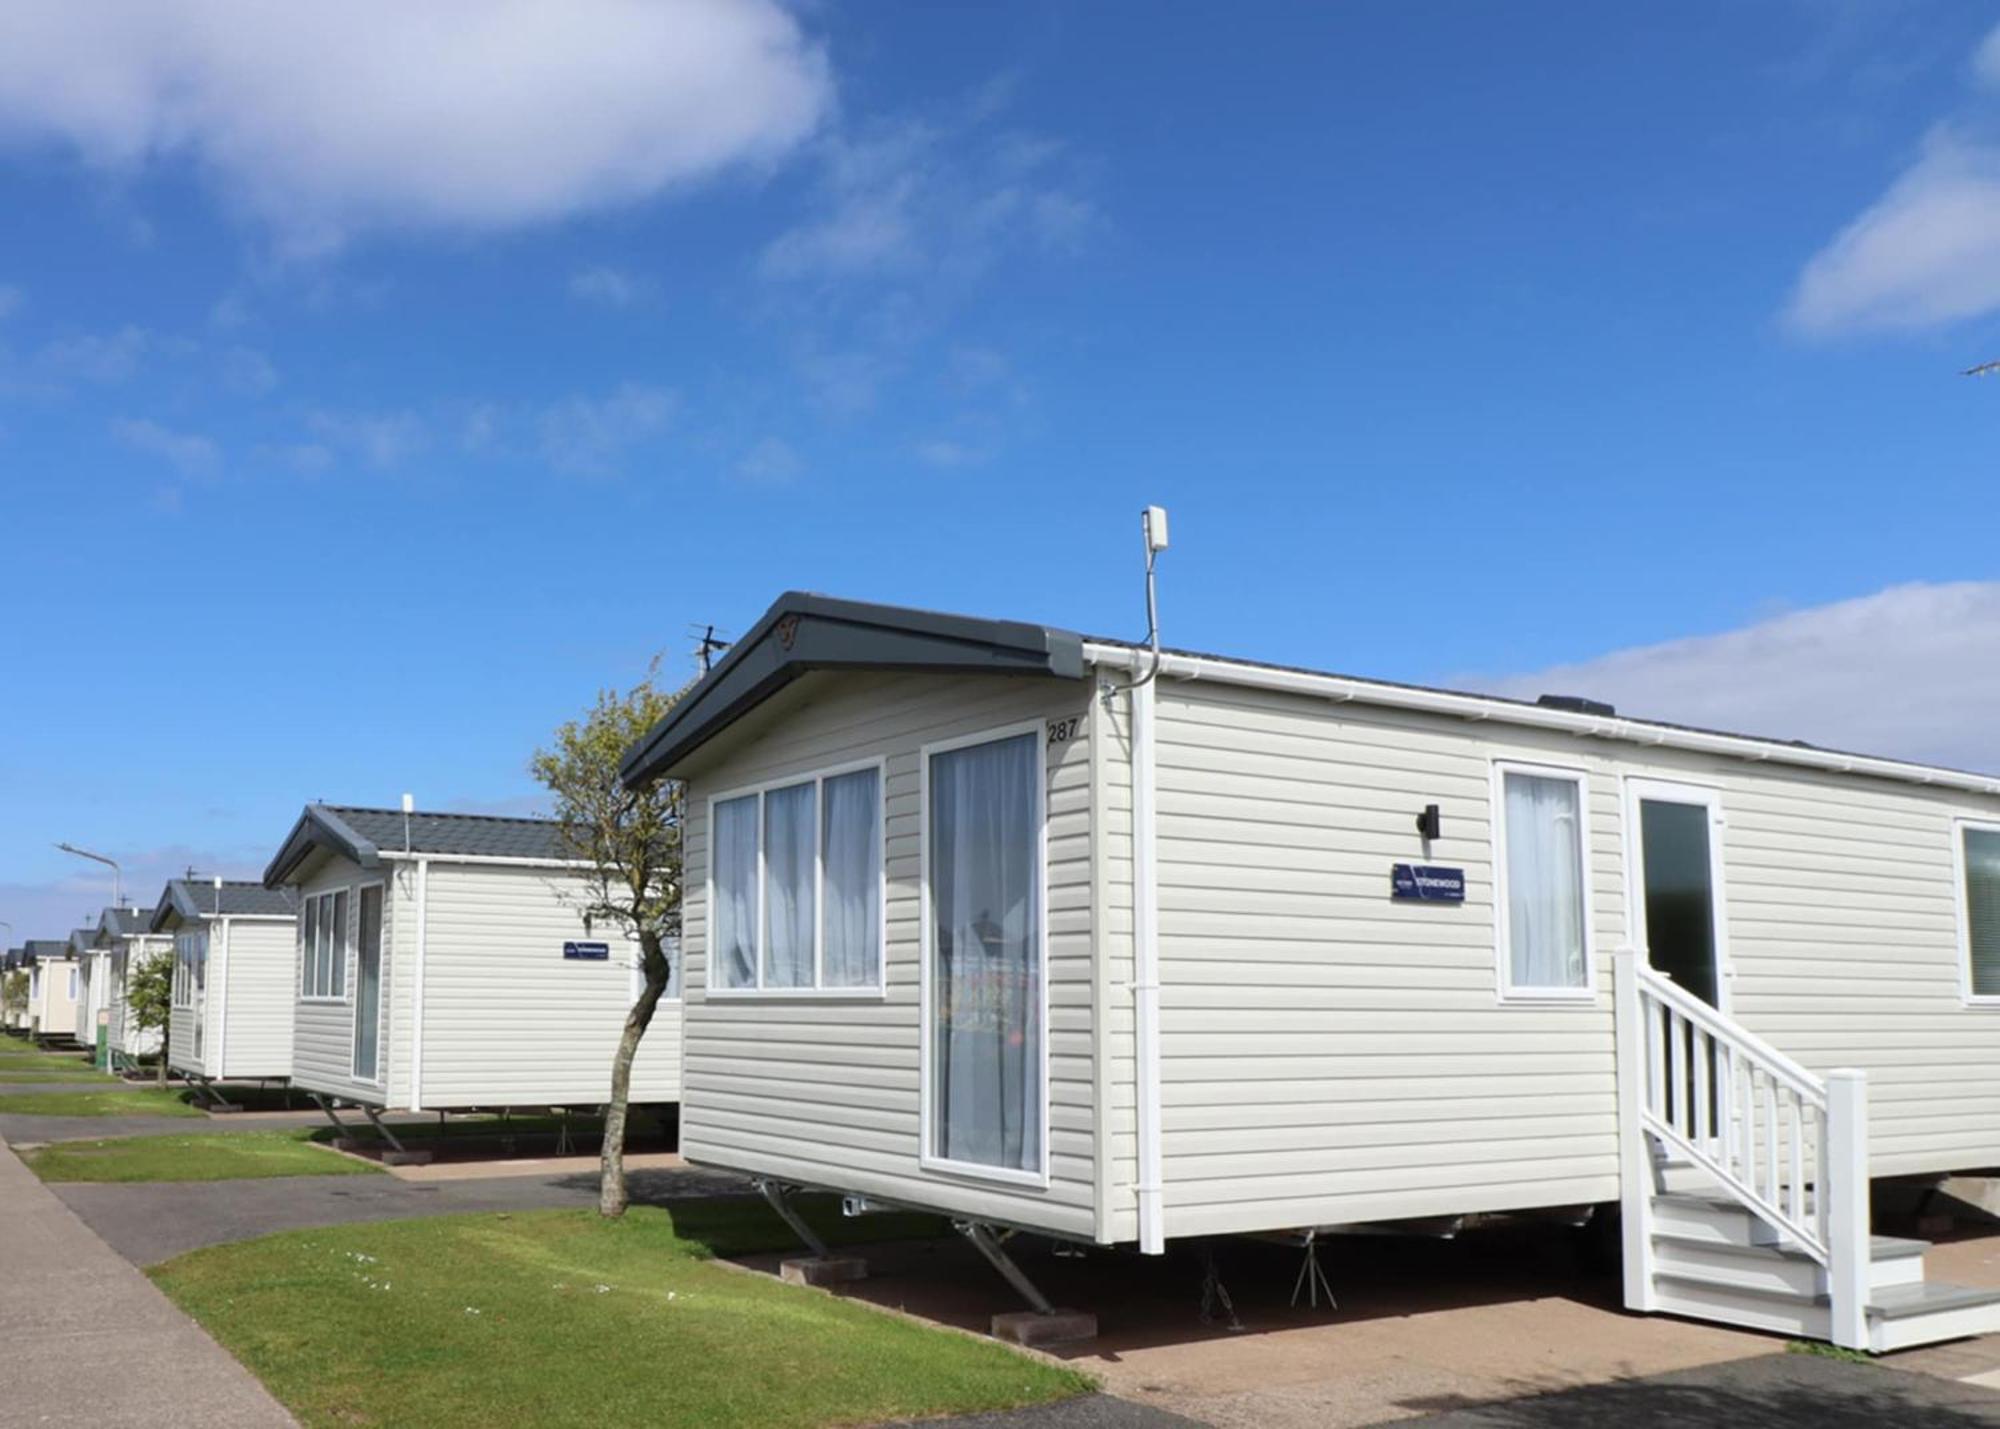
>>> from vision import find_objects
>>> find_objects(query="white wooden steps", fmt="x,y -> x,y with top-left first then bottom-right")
1615,950 -> 2000,1353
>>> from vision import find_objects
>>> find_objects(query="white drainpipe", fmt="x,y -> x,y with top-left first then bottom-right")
408,858 -> 430,1112
1131,676 -> 1165,1255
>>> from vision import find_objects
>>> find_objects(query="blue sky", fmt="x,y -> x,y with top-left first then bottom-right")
4,1 -> 1999,938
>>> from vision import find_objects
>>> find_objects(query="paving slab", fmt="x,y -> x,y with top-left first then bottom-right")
54,1162 -> 748,1265
0,1135 -> 295,1427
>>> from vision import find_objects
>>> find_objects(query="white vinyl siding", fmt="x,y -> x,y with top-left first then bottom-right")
409,863 -> 680,1109
216,919 -> 299,1080
679,670 -> 1100,1241
1150,674 -> 2000,1239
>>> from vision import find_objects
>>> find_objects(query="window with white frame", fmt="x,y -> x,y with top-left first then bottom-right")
1962,825 -> 2000,1001
299,888 -> 350,1000
710,764 -> 884,993
1495,765 -> 1590,997
172,930 -> 206,1009
68,967 -> 78,1001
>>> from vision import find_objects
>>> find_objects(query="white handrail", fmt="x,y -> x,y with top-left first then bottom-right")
1614,948 -> 1872,1349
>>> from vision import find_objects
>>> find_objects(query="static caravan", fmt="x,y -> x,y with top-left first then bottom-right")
70,926 -> 110,1061
2,947 -> 27,1031
620,591 -> 2000,1353
153,880 -> 298,1095
97,906 -> 168,1070
260,804 -> 681,1125
24,939 -> 79,1042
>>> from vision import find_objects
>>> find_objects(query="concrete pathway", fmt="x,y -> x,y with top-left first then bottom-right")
56,1162 -> 748,1265
0,1135 -> 296,1427
1398,1352 -> 2000,1426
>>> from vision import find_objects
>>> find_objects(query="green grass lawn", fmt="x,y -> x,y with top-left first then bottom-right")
0,1047 -> 106,1079
0,1087 -> 204,1118
22,1129 -> 384,1183
152,1202 -> 1091,1429
0,1068 -> 115,1083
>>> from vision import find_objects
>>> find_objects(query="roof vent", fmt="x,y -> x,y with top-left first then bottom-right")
1536,693 -> 1616,717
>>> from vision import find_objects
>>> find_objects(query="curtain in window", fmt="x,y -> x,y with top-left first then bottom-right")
930,732 -> 1041,1173
330,889 -> 350,998
1504,772 -> 1586,989
763,783 -> 817,987
712,796 -> 759,989
1968,830 -> 2000,996
823,768 -> 881,987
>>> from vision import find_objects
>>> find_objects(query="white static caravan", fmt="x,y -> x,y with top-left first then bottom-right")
24,939 -> 79,1042
154,880 -> 298,1091
260,805 -> 681,1122
620,591 -> 2000,1353
97,906 -> 168,1069
70,926 -> 110,1059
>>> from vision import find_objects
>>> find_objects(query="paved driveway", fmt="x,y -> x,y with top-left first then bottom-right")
56,1163 -> 747,1265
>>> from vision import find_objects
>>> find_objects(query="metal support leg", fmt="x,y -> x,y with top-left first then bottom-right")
755,1179 -> 830,1258
953,1221 -> 1056,1316
1290,1232 -> 1337,1310
1198,1242 -> 1244,1331
361,1103 -> 409,1155
556,1108 -> 574,1157
308,1092 -> 352,1138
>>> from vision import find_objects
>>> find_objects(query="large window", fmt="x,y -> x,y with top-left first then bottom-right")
172,930 -> 206,1010
353,884 -> 384,1080
925,729 -> 1043,1180
1963,825 -> 2000,1002
1494,764 -> 1591,999
300,889 -> 350,1001
710,764 -> 884,994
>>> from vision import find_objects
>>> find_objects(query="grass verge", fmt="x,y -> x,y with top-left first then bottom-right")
152,1201 -> 1090,1429
0,1087 -> 205,1118
22,1129 -> 384,1183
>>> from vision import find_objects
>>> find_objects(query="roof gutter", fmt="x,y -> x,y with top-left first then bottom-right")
1082,643 -> 2000,799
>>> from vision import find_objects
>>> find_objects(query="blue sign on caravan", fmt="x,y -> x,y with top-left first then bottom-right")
563,941 -> 611,961
1390,864 -> 1466,903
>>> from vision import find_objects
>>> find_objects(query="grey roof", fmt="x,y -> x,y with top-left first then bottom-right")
619,591 -> 1088,787
262,804 -> 570,887
23,938 -> 72,962
68,928 -> 96,956
96,906 -> 159,941
150,880 -> 297,932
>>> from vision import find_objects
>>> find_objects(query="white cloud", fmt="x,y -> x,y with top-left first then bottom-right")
761,117 -> 1095,285
538,382 -> 676,476
112,416 -> 220,477
1474,582 -> 2000,775
218,345 -> 278,396
1788,128 -> 2000,335
568,265 -> 658,308
307,408 -> 428,469
0,0 -> 831,252
38,325 -> 155,383
259,441 -> 333,476
911,438 -> 985,469
734,435 -> 801,486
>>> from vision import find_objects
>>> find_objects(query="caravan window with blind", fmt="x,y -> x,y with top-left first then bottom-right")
1493,763 -> 1592,1000
1962,825 -> 2000,1002
708,763 -> 885,994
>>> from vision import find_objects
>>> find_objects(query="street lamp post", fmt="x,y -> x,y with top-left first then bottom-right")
54,843 -> 122,911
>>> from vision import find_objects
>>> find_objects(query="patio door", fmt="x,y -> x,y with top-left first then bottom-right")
1626,780 -> 1729,1008
352,885 -> 383,1082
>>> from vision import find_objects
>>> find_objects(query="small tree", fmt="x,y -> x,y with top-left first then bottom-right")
532,661 -> 684,1217
1,971 -> 25,1028
128,954 -> 173,1085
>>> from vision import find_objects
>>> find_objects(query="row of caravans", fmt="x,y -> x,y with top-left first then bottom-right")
609,588 -> 2000,1353
153,805 -> 681,1123
6,806 -> 683,1132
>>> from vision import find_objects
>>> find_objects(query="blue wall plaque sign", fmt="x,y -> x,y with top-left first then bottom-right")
563,941 -> 611,961
1391,864 -> 1466,903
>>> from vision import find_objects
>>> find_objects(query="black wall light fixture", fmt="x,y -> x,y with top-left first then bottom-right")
1415,803 -> 1442,841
